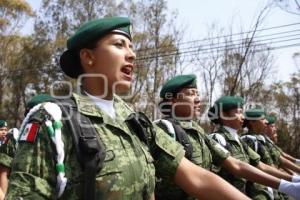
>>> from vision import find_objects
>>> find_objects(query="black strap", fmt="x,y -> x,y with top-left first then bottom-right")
164,118 -> 193,160
56,98 -> 106,200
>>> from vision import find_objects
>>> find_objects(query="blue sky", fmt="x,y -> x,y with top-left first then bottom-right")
167,0 -> 300,82
25,0 -> 300,82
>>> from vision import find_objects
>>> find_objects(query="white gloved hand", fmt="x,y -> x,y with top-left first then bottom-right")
292,175 -> 300,182
278,179 -> 300,200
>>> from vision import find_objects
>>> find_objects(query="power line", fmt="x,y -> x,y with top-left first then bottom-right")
136,37 -> 300,61
137,31 -> 300,57
136,22 -> 300,52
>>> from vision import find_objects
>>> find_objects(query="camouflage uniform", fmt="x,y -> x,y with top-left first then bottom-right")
264,136 -> 291,200
6,93 -> 185,200
155,120 -> 229,200
210,126 -> 272,200
241,133 -> 274,165
0,133 -> 17,169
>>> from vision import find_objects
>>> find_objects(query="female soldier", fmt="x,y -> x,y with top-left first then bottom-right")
208,96 -> 300,200
0,120 -> 8,200
262,115 -> 300,174
242,109 -> 300,175
5,17 -> 250,200
155,75 -> 300,200
0,94 -> 54,200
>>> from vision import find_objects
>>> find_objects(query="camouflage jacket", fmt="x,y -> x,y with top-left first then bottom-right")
210,127 -> 273,200
155,119 -> 229,200
264,136 -> 282,168
0,133 -> 17,169
241,133 -> 274,166
6,93 -> 185,200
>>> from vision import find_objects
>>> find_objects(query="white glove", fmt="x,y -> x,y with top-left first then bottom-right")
278,179 -> 300,200
295,159 -> 300,164
292,175 -> 300,182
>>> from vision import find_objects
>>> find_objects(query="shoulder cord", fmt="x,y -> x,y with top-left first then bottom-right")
18,102 -> 67,198
241,135 -> 258,152
155,119 -> 176,140
18,104 -> 43,142
43,102 -> 67,198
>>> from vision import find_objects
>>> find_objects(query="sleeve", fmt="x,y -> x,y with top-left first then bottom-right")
204,135 -> 230,166
151,124 -> 185,182
258,144 -> 274,165
246,146 -> 261,166
5,112 -> 59,199
0,136 -> 16,169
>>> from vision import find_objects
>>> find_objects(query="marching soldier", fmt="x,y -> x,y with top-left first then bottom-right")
5,17 -> 250,200
155,75 -> 300,200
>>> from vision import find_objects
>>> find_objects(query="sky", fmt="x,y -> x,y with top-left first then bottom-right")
166,0 -> 300,82
24,0 -> 300,82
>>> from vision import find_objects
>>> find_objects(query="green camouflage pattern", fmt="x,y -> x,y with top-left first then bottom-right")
155,120 -> 229,200
242,133 -> 274,165
264,136 -> 291,200
6,93 -> 185,200
211,126 -> 272,200
264,136 -> 282,167
0,133 -> 17,168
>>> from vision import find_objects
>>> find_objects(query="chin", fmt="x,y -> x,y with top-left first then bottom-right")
114,83 -> 131,95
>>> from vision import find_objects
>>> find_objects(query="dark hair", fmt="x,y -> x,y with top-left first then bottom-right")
158,100 -> 172,116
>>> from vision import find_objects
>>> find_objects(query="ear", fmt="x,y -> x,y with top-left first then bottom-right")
171,97 -> 178,104
79,48 -> 95,70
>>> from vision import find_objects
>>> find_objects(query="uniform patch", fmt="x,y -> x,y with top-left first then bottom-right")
19,123 -> 40,143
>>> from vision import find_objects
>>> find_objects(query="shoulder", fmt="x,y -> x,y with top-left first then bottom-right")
241,134 -> 257,143
114,95 -> 135,111
19,102 -> 63,143
153,119 -> 176,136
209,133 -> 227,147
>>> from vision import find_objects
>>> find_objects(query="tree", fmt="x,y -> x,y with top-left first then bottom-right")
120,0 -> 184,120
273,0 -> 300,15
0,0 -> 34,124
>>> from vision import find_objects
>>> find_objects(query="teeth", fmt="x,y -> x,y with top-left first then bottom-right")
123,66 -> 132,75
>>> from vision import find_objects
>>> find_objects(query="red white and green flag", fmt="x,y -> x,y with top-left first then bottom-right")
19,123 -> 40,143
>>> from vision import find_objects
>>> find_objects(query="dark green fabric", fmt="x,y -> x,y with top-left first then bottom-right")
60,16 -> 132,78
67,17 -> 131,50
160,74 -> 197,98
244,108 -> 266,120
0,120 -> 7,128
266,116 -> 276,125
208,96 -> 244,124
26,94 -> 53,110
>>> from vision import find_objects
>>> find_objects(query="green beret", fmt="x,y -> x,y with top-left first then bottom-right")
26,94 -> 54,110
60,17 -> 132,78
266,115 -> 276,125
160,74 -> 197,99
25,94 -> 54,116
0,120 -> 7,128
208,96 -> 244,123
244,108 -> 266,120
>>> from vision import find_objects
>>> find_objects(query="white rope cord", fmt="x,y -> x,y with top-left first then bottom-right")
43,102 -> 67,198
17,104 -> 43,144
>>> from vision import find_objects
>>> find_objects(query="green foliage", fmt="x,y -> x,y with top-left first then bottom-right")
0,0 -> 34,33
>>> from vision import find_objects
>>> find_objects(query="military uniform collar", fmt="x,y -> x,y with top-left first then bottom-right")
72,93 -> 134,121
218,126 -> 239,142
223,126 -> 240,142
246,131 -> 266,143
265,135 -> 274,144
178,120 -> 193,129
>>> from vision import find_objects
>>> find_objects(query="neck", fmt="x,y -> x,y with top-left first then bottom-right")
248,127 -> 261,134
83,78 -> 113,100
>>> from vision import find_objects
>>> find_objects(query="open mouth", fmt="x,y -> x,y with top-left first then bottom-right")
121,65 -> 133,76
